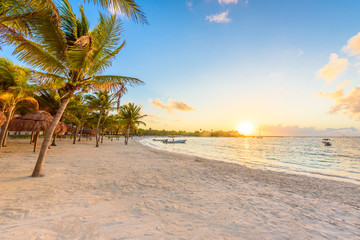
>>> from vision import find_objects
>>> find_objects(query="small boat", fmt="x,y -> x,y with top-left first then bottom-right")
153,139 -> 167,142
163,139 -> 186,144
322,139 -> 332,146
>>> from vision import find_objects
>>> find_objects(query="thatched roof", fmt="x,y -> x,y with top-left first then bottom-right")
65,124 -> 75,133
82,128 -> 96,136
0,111 -> 6,127
21,110 -> 53,122
54,123 -> 67,135
8,111 -> 66,134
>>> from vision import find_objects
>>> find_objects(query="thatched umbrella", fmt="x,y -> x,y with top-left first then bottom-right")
8,111 -> 65,152
0,111 -> 7,128
65,124 -> 74,134
54,123 -> 67,135
22,111 -> 53,152
82,128 -> 96,136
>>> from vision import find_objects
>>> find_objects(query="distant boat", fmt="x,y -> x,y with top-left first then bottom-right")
322,139 -> 332,146
163,139 -> 186,144
153,139 -> 167,142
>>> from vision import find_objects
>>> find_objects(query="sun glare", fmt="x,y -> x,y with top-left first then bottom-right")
237,121 -> 255,135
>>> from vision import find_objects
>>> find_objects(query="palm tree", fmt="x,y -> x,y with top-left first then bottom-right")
0,59 -> 39,154
63,95 -> 90,143
1,1 -> 143,177
86,91 -> 116,147
118,103 -> 146,145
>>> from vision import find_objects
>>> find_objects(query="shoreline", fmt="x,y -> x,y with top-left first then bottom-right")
139,138 -> 360,202
139,137 -> 360,185
1,138 -> 359,239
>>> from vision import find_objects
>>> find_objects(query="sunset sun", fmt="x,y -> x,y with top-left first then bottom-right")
237,121 -> 255,135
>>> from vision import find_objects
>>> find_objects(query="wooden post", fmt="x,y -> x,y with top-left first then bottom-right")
33,132 -> 39,152
30,131 -> 34,144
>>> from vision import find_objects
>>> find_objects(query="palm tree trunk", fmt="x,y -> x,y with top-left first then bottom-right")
78,125 -> 83,142
31,98 -> 70,177
0,106 -> 15,156
33,132 -> 39,152
3,129 -> 9,147
101,131 -> 104,143
51,134 -> 57,146
95,112 -> 102,148
125,125 -> 130,145
73,126 -> 78,144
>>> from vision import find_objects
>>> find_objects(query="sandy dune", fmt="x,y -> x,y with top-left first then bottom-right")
0,138 -> 359,239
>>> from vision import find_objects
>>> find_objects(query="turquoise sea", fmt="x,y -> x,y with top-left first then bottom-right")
141,137 -> 360,185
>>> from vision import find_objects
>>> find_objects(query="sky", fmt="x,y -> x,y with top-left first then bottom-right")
3,0 -> 360,136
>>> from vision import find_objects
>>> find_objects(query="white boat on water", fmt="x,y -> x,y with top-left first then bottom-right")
322,139 -> 332,146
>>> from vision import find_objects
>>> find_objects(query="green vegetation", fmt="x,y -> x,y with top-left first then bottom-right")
137,129 -> 244,137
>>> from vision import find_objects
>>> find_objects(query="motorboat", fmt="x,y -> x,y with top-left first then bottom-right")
322,139 -> 332,146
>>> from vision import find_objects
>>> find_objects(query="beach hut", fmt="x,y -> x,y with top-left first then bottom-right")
0,111 -> 6,127
8,111 -> 65,152
82,128 -> 96,140
55,123 -> 67,135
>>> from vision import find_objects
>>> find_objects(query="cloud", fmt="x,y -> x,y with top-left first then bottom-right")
317,53 -> 349,84
262,124 -> 359,136
316,81 -> 360,121
149,99 -> 195,113
343,32 -> 360,55
206,10 -> 231,23
186,0 -> 193,9
218,0 -> 238,4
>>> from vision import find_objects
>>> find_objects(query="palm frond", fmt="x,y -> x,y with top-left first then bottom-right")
87,75 -> 143,99
31,70 -> 66,90
1,23 -> 68,76
89,40 -> 126,75
77,5 -> 90,37
89,14 -> 123,74
66,44 -> 92,72
29,14 -> 67,62
59,0 -> 78,45
16,97 -> 39,110
87,0 -> 147,24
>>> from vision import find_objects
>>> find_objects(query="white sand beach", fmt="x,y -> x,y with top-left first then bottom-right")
0,138 -> 359,239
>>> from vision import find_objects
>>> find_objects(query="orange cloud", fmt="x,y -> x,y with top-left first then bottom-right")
317,53 -> 348,84
149,98 -> 195,113
316,81 -> 360,120
343,32 -> 360,55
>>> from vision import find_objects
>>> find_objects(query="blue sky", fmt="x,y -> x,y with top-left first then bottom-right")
3,0 -> 360,135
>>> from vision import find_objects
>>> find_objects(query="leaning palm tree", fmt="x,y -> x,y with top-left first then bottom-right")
0,59 -> 39,154
118,103 -> 146,145
86,91 -> 116,147
2,1 -> 143,176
